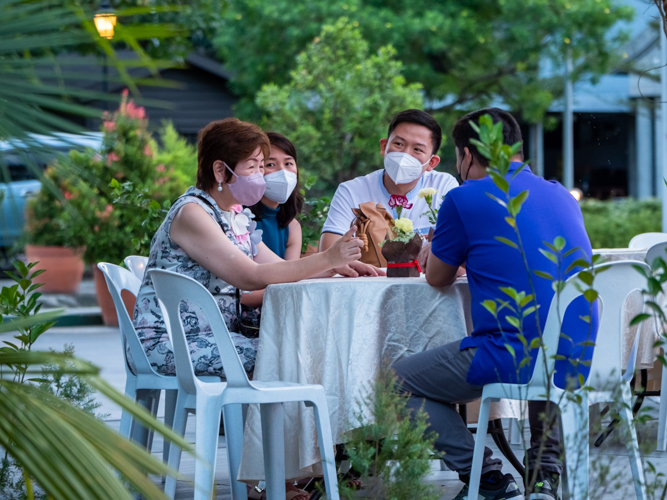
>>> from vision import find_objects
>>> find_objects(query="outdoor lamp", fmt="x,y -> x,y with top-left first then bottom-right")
569,188 -> 583,202
94,1 -> 116,39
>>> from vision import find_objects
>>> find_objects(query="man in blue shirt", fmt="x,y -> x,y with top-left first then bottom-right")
394,108 -> 595,500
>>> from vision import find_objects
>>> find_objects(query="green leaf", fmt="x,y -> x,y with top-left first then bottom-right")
495,236 -> 518,249
553,236 -> 566,251
506,315 -> 520,328
539,248 -> 557,264
481,300 -> 497,316
522,306 -> 537,317
485,193 -> 507,208
577,271 -> 594,286
583,289 -> 598,303
629,313 -> 651,326
533,270 -> 554,281
566,259 -> 591,274
563,247 -> 580,258
504,343 -> 516,358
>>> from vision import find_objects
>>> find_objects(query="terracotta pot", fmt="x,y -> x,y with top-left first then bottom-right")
381,234 -> 423,278
301,244 -> 319,257
25,245 -> 85,293
93,265 -> 136,326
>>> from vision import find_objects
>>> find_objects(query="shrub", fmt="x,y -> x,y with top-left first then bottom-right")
580,198 -> 661,249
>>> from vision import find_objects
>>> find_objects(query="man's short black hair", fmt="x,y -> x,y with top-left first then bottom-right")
452,108 -> 523,167
387,109 -> 442,155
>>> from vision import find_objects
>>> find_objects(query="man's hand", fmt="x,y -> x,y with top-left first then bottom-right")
334,261 -> 386,278
418,242 -> 431,272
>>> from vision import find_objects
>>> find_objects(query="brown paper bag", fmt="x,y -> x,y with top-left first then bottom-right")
351,202 -> 394,267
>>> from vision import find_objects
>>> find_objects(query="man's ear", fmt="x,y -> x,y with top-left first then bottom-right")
426,155 -> 440,171
379,138 -> 388,157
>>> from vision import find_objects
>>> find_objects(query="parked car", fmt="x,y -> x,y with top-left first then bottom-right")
0,133 -> 103,251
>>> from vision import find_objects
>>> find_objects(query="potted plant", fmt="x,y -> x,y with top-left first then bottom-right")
381,218 -> 422,277
66,93 -> 187,325
24,165 -> 89,293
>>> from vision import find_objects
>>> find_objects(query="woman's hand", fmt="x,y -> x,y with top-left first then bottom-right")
324,226 -> 364,269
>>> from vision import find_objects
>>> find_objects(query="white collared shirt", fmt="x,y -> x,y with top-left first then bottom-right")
321,169 -> 459,236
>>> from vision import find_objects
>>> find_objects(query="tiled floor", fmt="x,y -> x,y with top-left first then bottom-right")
35,326 -> 667,499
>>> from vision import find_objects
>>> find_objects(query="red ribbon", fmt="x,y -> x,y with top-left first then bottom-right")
387,259 -> 422,273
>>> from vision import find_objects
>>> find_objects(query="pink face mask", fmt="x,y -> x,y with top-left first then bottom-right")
224,162 -> 266,206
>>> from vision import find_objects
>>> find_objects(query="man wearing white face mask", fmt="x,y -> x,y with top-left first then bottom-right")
320,109 -> 459,276
249,132 -> 304,261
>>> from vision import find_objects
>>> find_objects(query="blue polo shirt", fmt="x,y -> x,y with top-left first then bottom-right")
431,162 -> 597,387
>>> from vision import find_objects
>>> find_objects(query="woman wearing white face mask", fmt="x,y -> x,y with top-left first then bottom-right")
249,132 -> 303,260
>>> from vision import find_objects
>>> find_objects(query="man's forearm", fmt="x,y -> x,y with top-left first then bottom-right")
319,232 -> 342,252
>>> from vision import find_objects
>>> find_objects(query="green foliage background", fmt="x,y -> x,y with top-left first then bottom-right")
257,18 -> 423,187
580,198 -> 662,249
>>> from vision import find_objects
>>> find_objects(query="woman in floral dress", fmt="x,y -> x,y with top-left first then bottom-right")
133,117 -> 369,381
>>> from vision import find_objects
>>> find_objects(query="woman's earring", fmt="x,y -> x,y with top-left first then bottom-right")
217,182 -> 222,192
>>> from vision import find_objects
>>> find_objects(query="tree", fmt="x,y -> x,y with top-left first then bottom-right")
256,18 -> 423,186
214,0 -> 633,123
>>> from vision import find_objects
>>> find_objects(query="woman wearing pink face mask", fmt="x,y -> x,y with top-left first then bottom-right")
132,118 -> 367,390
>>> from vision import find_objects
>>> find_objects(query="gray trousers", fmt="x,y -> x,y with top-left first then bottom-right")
393,339 -> 563,479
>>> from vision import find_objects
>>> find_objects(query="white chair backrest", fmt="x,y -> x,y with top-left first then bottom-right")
149,269 -> 251,392
588,261 -> 649,387
97,262 -> 158,376
529,260 -> 649,390
124,255 -> 149,281
629,232 -> 667,250
529,270 -> 586,388
645,242 -> 667,269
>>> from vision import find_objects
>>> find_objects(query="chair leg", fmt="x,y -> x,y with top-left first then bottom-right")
560,399 -> 589,500
658,357 -> 667,452
146,390 -> 161,453
163,389 -> 178,466
619,385 -> 647,500
223,404 -> 248,500
119,377 -> 137,439
510,418 -> 522,445
132,389 -> 154,448
260,403 -> 286,500
194,395 -> 222,500
468,396 -> 493,500
165,392 -> 189,499
308,394 -> 340,500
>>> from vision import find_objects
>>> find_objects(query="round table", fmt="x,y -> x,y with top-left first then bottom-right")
238,276 -> 524,481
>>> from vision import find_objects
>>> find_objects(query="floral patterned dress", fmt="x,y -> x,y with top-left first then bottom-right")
132,186 -> 262,378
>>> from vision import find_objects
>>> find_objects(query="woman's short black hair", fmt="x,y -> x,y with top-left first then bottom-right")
249,132 -> 304,228
452,108 -> 523,167
387,109 -> 443,155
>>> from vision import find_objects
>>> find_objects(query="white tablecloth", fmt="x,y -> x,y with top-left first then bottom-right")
238,249 -> 662,481
238,276 -> 524,482
593,248 -> 660,370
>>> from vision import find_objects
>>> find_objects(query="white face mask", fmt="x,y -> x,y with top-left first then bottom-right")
263,170 -> 298,204
383,143 -> 433,185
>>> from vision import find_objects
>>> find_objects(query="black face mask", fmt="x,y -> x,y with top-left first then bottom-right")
456,157 -> 472,185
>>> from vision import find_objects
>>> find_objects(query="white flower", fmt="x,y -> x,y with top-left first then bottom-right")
417,187 -> 438,199
393,218 -> 414,234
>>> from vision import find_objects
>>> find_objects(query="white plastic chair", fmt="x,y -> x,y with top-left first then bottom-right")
629,232 -> 667,250
149,269 -> 340,500
468,261 -> 649,500
643,243 -> 667,451
124,255 -> 149,281
97,262 -> 179,462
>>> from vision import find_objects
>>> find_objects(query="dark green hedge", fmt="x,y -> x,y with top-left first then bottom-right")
580,198 -> 661,249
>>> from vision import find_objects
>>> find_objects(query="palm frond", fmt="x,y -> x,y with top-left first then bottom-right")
0,349 -> 195,500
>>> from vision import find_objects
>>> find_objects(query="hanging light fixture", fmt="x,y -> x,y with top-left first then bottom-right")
94,1 -> 117,39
